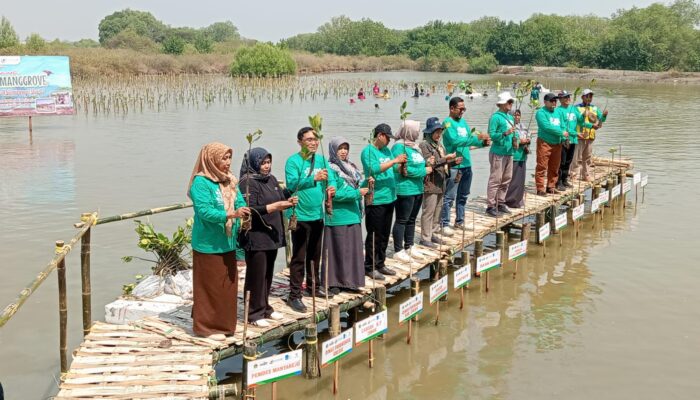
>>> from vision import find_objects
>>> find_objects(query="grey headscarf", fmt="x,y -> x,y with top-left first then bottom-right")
396,120 -> 421,150
328,136 -> 362,189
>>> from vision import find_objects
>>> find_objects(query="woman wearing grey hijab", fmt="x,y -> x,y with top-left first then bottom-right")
322,137 -> 369,294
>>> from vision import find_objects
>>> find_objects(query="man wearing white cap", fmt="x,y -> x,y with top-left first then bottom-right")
570,89 -> 608,182
485,92 -> 516,217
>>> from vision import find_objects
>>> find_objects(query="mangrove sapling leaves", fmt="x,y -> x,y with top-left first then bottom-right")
122,219 -> 193,276
245,129 -> 263,144
400,100 -> 411,120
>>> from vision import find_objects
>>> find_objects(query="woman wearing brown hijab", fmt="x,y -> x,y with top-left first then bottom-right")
188,142 -> 250,341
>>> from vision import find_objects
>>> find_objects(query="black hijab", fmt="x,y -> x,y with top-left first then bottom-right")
240,147 -> 272,182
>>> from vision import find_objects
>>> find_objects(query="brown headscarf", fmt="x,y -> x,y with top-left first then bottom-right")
187,143 -> 238,237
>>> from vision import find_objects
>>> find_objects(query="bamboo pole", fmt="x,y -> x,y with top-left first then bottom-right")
304,324 -> 320,378
329,304 -> 341,394
80,213 -> 92,337
1,221 -> 91,328
474,239 -> 483,280
28,116 -> 32,134
460,251 -> 469,310
74,202 -> 194,228
241,341 -> 257,398
56,240 -> 68,374
208,384 -> 238,399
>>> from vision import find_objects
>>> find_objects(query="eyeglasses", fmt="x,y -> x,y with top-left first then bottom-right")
302,137 -> 319,143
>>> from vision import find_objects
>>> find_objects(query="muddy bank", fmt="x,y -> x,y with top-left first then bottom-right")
496,65 -> 700,85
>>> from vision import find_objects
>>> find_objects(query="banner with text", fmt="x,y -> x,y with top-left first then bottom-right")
0,56 -> 74,117
508,240 -> 528,261
399,293 -> 424,324
477,250 -> 501,273
247,349 -> 303,387
453,264 -> 471,289
321,328 -> 353,367
355,310 -> 388,344
429,275 -> 448,304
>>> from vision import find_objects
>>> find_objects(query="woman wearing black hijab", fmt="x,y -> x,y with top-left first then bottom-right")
238,148 -> 297,327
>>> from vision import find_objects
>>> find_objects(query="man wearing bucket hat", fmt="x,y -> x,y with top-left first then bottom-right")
485,92 -> 517,217
570,89 -> 608,182
535,93 -> 569,195
556,90 -> 583,190
419,117 -> 460,247
360,123 -> 407,280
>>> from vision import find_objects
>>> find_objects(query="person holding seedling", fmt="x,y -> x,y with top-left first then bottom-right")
556,90 -> 583,190
570,88 -> 608,182
485,92 -> 516,217
504,110 -> 532,208
535,93 -> 569,195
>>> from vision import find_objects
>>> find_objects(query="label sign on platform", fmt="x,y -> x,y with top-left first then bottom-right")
355,310 -> 387,344
641,175 -> 648,187
429,275 -> 448,304
555,213 -> 567,230
633,173 -> 641,185
453,264 -> 471,289
0,56 -> 75,117
247,349 -> 302,387
399,293 -> 424,324
611,184 -> 621,199
599,190 -> 609,205
591,198 -> 600,213
321,328 -> 353,367
623,181 -> 632,193
572,204 -> 585,220
476,250 -> 501,273
538,224 -> 551,241
508,240 -> 528,261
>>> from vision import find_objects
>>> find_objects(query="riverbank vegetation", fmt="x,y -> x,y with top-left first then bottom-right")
0,0 -> 698,78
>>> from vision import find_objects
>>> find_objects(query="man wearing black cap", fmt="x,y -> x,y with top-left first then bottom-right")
360,123 -> 407,280
535,93 -> 569,195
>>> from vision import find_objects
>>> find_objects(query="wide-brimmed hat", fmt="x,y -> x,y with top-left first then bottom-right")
423,117 -> 443,134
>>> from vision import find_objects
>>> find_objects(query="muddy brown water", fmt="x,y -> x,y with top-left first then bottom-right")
1,72 -> 698,399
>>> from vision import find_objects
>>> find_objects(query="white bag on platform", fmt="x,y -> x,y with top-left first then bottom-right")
164,270 -> 193,300
131,275 -> 165,299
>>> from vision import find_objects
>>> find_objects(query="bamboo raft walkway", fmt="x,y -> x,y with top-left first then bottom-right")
55,156 -> 635,399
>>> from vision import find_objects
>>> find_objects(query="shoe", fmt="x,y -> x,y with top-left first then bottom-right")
205,333 -> 226,341
431,235 -> 446,245
536,191 -> 547,196
486,207 -> 500,217
343,287 -> 364,294
377,266 -> 397,276
269,311 -> 284,321
365,270 -> 386,280
547,188 -> 560,194
304,287 -> 334,299
251,319 -> 271,328
565,181 -> 574,188
329,287 -> 341,295
497,204 -> 511,214
453,223 -> 464,230
393,250 -> 411,262
419,240 -> 438,249
408,246 -> 430,259
556,183 -> 567,192
441,226 -> 455,236
287,297 -> 307,313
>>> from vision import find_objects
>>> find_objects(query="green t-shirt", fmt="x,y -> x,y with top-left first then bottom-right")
391,143 -> 426,196
360,144 -> 396,205
557,105 -> 582,145
535,107 -> 565,145
189,175 -> 245,254
325,168 -> 362,226
442,117 -> 484,168
285,152 -> 332,222
488,110 -> 516,156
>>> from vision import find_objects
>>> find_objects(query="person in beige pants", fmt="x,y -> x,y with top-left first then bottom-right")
570,89 -> 608,181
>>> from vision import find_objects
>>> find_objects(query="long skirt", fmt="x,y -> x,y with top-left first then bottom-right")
192,250 -> 238,337
322,224 -> 365,290
505,160 -> 527,208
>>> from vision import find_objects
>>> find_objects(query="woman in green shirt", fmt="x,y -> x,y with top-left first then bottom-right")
323,137 -> 369,294
187,142 -> 250,341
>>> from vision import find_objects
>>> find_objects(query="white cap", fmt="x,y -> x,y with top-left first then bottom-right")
496,91 -> 515,105
582,89 -> 594,96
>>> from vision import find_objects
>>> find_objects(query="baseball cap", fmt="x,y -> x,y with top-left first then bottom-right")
582,89 -> 594,96
544,93 -> 559,102
373,123 -> 395,139
558,90 -> 571,98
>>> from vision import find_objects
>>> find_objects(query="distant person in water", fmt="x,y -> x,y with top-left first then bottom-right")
373,83 -> 380,96
446,80 -> 455,96
413,83 -> 419,98
358,88 -> 366,100
419,84 -> 425,96
382,89 -> 390,99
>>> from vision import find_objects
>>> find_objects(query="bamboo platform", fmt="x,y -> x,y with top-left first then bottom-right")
56,156 -> 633,398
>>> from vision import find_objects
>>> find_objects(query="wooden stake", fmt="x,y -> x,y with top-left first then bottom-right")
474,239 -> 483,280
79,213 -> 92,337
329,304 -> 341,395
28,116 -> 33,134
373,286 -> 386,339
241,341 -> 258,398
271,382 -> 277,400
460,251 -> 469,309
56,240 -> 68,373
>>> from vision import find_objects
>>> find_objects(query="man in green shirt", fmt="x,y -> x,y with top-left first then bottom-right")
284,127 -> 336,312
486,92 -> 516,217
535,93 -> 570,195
556,91 -> 582,190
361,123 -> 407,280
440,97 -> 490,231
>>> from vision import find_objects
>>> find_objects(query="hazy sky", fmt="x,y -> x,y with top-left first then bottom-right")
4,0 -> 663,42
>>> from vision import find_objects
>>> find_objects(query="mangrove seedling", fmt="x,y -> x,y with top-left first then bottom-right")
241,129 -> 263,232
399,101 -> 411,176
308,113 -> 333,215
122,219 -> 193,276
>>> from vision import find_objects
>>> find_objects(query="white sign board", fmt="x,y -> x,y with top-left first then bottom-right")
508,240 -> 528,261
477,250 -> 501,273
321,328 -> 353,367
641,175 -> 648,187
555,213 -> 568,230
591,197 -> 600,213
572,204 -> 585,220
355,310 -> 388,344
453,264 -> 471,289
623,181 -> 632,193
599,190 -> 609,205
611,184 -> 621,199
429,275 -> 448,304
398,293 -> 423,324
538,223 -> 551,241
633,172 -> 641,185
248,349 -> 303,387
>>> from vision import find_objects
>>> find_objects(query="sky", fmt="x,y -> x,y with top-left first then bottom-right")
3,0 -> 664,42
